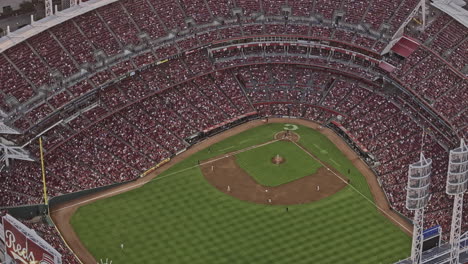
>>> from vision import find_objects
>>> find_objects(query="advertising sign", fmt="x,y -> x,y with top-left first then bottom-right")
1,215 -> 61,264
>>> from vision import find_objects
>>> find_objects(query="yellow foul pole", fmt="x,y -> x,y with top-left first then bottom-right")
39,137 -> 48,205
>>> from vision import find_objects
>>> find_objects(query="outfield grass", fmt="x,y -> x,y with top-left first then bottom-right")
71,123 -> 411,263
235,140 -> 322,186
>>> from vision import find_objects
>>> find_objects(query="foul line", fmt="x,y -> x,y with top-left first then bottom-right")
52,139 -> 280,213
53,137 -> 411,235
292,141 -> 412,234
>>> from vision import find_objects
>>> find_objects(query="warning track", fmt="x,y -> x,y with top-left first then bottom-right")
50,118 -> 412,263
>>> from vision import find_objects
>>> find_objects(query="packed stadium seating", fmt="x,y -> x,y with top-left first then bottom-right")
0,0 -> 467,262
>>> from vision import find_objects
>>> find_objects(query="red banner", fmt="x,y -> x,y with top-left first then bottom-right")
27,238 -> 56,264
3,219 -> 29,263
2,215 -> 61,264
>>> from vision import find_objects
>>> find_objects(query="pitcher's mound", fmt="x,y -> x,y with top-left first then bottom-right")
271,154 -> 285,165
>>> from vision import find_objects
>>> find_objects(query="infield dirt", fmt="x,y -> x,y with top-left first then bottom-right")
50,118 -> 412,263
201,155 -> 347,205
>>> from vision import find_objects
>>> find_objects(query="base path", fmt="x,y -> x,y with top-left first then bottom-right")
201,154 -> 347,205
50,118 -> 412,264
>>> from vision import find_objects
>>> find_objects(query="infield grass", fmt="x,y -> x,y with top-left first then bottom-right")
71,122 -> 411,264
235,140 -> 322,186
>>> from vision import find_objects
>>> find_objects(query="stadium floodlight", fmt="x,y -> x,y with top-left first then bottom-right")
406,152 -> 432,264
446,139 -> 468,264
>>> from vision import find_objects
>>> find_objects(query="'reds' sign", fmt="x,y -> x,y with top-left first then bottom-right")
2,214 -> 61,264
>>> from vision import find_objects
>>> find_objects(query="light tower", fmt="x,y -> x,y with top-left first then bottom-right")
446,139 -> 468,264
406,153 -> 432,264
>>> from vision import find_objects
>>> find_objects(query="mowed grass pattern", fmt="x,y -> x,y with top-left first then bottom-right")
71,123 -> 411,263
236,140 -> 322,186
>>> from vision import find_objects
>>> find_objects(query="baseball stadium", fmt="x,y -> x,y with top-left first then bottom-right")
0,0 -> 466,263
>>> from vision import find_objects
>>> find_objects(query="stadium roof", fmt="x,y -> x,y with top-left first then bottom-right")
432,0 -> 468,27
0,0 -> 117,53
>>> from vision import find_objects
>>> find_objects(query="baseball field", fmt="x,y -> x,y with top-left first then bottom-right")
68,121 -> 412,263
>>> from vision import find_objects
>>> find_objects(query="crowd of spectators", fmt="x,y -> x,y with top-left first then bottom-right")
98,2 -> 141,47
391,43 -> 467,138
1,47 -> 464,238
1,67 -> 256,208
413,12 -> 468,74
28,33 -> 77,78
0,0 -> 466,261
74,11 -> 122,57
2,0 -> 422,117
212,64 -> 463,236
1,0 -> 465,120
